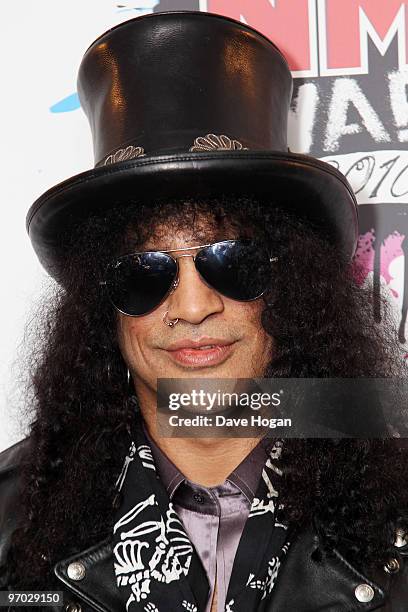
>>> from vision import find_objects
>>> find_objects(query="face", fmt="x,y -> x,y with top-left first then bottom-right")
116,217 -> 274,408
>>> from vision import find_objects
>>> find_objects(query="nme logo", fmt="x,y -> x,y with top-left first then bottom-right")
203,0 -> 408,78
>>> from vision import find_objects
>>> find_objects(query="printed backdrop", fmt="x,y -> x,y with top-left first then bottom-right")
1,0 -> 407,451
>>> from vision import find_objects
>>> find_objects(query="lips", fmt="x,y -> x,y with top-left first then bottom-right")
165,337 -> 236,367
166,337 -> 234,351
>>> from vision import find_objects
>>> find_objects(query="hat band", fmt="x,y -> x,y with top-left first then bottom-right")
98,133 -> 249,167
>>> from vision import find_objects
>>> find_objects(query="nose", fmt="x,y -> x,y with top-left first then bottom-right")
165,256 -> 224,324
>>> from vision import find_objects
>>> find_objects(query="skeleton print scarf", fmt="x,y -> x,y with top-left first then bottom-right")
112,408 -> 293,612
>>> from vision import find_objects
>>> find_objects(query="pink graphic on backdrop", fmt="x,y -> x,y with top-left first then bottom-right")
207,0 -> 312,72
353,230 -> 405,299
353,230 -> 407,354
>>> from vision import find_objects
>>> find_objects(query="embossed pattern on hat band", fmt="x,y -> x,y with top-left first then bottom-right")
104,145 -> 146,166
102,133 -> 248,166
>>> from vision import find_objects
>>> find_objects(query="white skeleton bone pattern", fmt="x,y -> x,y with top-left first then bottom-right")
115,441 -> 137,491
113,443 -> 194,608
247,539 -> 292,602
248,441 -> 282,518
113,495 -> 193,608
225,598 -> 235,612
182,600 -> 198,611
137,444 -> 156,471
143,604 -> 159,612
246,557 -> 281,600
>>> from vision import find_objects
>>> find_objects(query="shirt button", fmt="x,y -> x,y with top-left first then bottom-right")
193,493 -> 204,503
354,584 -> 375,602
67,561 -> 86,581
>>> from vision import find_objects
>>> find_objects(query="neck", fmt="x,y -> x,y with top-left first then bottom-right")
140,407 -> 260,487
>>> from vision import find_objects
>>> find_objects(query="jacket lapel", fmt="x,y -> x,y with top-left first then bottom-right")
266,524 -> 388,611
54,536 -> 121,612
54,535 -> 210,612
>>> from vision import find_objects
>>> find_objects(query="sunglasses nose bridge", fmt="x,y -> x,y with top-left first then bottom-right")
174,253 -> 197,260
168,252 -> 198,294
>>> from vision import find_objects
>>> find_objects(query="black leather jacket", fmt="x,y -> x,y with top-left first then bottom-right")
1,437 -> 407,612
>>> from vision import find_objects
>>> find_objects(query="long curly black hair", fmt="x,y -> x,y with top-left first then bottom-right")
4,194 -> 408,591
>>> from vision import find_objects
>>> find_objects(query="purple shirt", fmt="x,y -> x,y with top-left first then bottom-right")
141,421 -> 271,612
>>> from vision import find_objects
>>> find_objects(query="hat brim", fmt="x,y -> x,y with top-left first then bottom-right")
26,150 -> 358,281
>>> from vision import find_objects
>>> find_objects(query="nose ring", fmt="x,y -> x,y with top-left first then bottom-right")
163,275 -> 180,326
163,311 -> 179,327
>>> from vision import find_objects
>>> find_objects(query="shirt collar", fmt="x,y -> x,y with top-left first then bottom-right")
141,418 -> 272,504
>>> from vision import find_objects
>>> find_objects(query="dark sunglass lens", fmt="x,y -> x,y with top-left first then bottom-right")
106,252 -> 177,315
195,241 -> 271,300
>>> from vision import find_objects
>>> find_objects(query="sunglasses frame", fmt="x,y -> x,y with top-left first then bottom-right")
101,239 -> 278,317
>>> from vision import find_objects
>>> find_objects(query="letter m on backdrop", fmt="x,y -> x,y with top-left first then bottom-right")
321,0 -> 408,75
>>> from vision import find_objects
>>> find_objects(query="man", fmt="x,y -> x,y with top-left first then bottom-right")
1,10 -> 408,612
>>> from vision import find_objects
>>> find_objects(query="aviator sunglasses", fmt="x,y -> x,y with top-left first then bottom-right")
102,239 -> 278,317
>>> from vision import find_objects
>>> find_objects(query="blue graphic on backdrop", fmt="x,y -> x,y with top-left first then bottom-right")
117,2 -> 158,14
50,93 -> 80,113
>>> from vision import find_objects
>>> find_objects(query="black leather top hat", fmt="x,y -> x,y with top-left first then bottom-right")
26,10 -> 358,280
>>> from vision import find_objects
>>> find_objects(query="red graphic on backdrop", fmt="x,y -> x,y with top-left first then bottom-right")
208,1 -> 408,75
